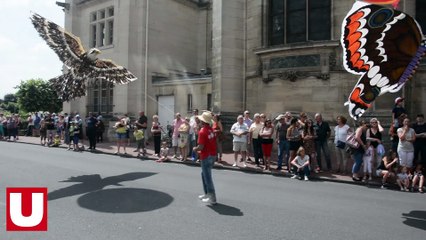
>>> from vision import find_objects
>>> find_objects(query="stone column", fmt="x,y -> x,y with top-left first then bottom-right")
211,0 -> 245,113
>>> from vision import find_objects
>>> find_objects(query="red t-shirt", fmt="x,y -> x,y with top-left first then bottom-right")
197,125 -> 217,160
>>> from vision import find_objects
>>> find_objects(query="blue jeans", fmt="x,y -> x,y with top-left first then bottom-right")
352,151 -> 364,174
277,139 -> 290,168
188,133 -> 194,157
316,140 -> 331,170
201,155 -> 216,195
292,166 -> 311,177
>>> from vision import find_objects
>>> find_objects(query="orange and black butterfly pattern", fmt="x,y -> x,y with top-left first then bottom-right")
341,1 -> 425,119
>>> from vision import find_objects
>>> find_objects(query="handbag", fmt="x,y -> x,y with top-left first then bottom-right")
336,140 -> 346,149
377,144 -> 385,157
346,132 -> 360,149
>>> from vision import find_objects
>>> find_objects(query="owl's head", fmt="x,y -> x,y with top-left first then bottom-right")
87,48 -> 101,61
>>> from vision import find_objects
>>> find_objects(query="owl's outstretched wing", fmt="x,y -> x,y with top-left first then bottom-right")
88,59 -> 137,84
30,13 -> 85,67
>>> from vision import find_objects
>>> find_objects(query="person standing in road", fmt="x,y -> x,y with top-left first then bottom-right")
230,115 -> 249,167
151,115 -> 163,157
397,117 -> 416,170
275,113 -> 290,170
413,114 -> 426,166
193,111 -> 217,204
243,110 -> 253,162
314,113 -> 332,172
136,111 -> 148,153
86,112 -> 98,151
249,113 -> 264,167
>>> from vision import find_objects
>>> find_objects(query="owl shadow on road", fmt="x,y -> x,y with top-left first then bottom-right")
402,210 -> 426,231
48,172 -> 174,213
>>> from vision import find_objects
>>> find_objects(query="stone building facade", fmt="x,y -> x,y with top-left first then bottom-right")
61,0 -> 426,126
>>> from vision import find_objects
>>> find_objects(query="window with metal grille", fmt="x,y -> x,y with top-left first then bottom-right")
268,0 -> 331,46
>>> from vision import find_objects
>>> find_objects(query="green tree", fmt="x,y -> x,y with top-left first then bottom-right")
15,79 -> 62,113
3,93 -> 17,103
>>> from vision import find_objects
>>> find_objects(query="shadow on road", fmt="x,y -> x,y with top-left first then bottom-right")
48,172 -> 157,200
77,188 -> 173,213
402,210 -> 426,231
207,203 -> 244,216
48,172 -> 174,213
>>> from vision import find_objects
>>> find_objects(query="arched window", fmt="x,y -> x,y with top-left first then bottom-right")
87,79 -> 114,114
268,0 -> 331,46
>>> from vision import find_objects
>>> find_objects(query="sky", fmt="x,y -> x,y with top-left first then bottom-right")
0,0 -> 65,99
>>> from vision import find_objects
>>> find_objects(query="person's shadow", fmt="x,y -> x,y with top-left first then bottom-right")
402,210 -> 426,231
48,172 -> 174,213
208,203 -> 244,216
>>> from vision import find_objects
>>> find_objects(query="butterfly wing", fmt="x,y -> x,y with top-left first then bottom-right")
341,3 -> 425,119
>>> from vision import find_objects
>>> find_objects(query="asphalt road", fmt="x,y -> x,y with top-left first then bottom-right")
0,142 -> 425,240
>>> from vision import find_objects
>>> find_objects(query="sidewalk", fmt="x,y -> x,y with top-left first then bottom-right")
7,136 -> 384,187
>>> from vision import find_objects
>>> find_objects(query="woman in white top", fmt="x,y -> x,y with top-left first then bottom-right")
397,118 -> 416,170
291,147 -> 310,181
334,116 -> 351,174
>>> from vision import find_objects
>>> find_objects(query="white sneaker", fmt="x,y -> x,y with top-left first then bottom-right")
198,194 -> 207,200
291,175 -> 298,179
304,176 -> 309,181
201,195 -> 217,204
232,162 -> 237,167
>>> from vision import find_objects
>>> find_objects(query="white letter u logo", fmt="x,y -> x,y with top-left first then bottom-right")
9,193 -> 44,227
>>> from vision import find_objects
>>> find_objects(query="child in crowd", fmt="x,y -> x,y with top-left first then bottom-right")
411,164 -> 424,193
133,126 -> 145,158
50,134 -> 61,147
47,132 -> 54,146
73,121 -> 80,151
156,141 -> 170,163
363,140 -> 374,181
68,122 -> 75,150
68,122 -> 80,151
290,147 -> 310,181
40,118 -> 47,146
396,166 -> 410,192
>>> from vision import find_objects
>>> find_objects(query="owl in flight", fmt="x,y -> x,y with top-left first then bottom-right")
30,13 -> 137,101
341,0 -> 425,119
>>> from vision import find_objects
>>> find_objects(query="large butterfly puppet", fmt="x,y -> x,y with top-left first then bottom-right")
341,0 -> 426,119
30,13 -> 137,101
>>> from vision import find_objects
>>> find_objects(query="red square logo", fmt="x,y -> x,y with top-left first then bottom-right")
6,188 -> 48,231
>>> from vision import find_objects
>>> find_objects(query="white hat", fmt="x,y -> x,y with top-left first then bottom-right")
198,111 -> 213,124
275,114 -> 285,120
395,97 -> 404,104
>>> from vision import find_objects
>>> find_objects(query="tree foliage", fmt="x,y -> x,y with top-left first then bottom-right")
0,93 -> 19,113
15,79 -> 62,113
3,93 -> 17,103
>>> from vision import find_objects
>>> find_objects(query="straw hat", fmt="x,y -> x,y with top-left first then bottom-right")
198,111 -> 213,124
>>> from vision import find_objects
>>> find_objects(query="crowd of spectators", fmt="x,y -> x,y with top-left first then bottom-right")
1,96 -> 425,192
